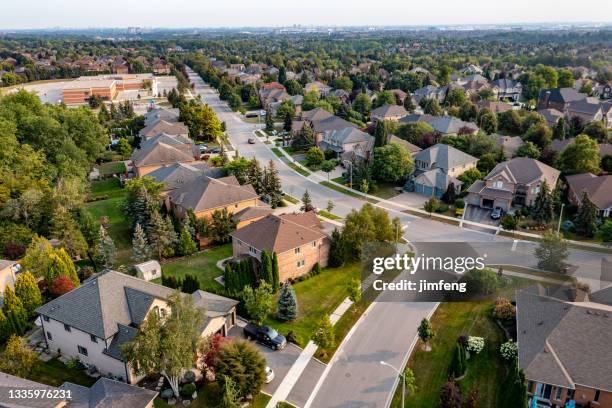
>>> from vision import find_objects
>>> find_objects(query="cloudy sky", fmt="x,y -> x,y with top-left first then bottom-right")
1,0 -> 610,29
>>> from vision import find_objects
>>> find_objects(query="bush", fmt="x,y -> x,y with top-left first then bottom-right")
180,383 -> 196,398
50,276 -> 75,297
454,199 -> 465,209
435,204 -> 449,213
462,268 -> 500,295
500,340 -> 518,360
161,389 -> 174,399
466,336 -> 485,354
493,298 -> 516,320
183,370 -> 196,383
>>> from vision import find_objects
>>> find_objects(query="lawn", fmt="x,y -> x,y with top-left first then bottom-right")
287,162 -> 310,177
89,178 -> 125,199
318,210 -> 341,220
264,263 -> 361,346
158,244 -> 232,291
154,384 -> 270,408
271,147 -> 285,158
28,358 -> 97,388
98,161 -> 127,176
320,181 -> 379,204
370,182 -> 402,200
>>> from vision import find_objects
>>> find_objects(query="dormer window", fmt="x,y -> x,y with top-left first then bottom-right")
493,181 -> 503,189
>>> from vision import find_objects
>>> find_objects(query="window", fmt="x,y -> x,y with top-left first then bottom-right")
294,247 -> 301,254
64,324 -> 71,332
594,390 -> 601,402
90,335 -> 97,343
43,315 -> 50,322
493,181 -> 503,189
555,387 -> 562,400
311,241 -> 317,247
297,260 -> 305,268
46,331 -> 52,341
249,246 -> 257,256
77,345 -> 88,356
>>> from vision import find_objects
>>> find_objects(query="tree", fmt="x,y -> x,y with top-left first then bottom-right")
422,98 -> 443,116
600,220 -> 612,243
583,121 -> 608,142
326,199 -> 335,214
440,379 -> 462,408
208,209 -> 237,244
264,107 -> 274,132
321,160 -> 336,182
457,168 -> 482,189
50,275 -> 75,297
97,225 -> 117,267
293,122 -> 315,150
515,141 -> 541,158
535,230 -> 569,273
478,109 -> 498,134
575,192 -> 599,238
283,111 -> 292,133
524,124 -> 552,149
14,272 -> 41,318
300,190 -> 315,212
445,88 -> 466,107
216,340 -> 266,399
178,225 -> 197,256
2,286 -> 27,333
374,119 -> 389,148
21,236 -> 54,279
0,335 -> 38,377
441,183 -> 456,205
403,96 -> 416,113
123,291 -> 204,397
262,160 -> 283,208
372,143 -> 414,183
558,134 -> 600,174
459,101 -> 478,122
532,181 -> 554,225
260,251 -> 274,286
271,252 -> 280,292
50,206 -> 88,259
423,198 -> 440,216
181,274 -> 200,294
277,281 -> 298,321
245,158 -> 264,194
501,214 -> 518,231
243,282 -> 273,325
117,138 -> 132,159
52,248 -> 80,287
148,211 -> 177,260
553,117 -> 568,140
132,223 -> 151,263
305,146 -> 325,167
329,228 -> 347,267
219,375 -> 241,408
557,68 -> 575,88
312,315 -> 335,348
396,122 -> 435,146
450,341 -> 467,378
347,278 -> 361,304
353,93 -> 372,117
418,318 -> 435,351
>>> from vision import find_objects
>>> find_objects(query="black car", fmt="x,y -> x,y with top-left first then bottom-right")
243,324 -> 287,350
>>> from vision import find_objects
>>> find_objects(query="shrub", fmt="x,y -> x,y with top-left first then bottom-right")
161,389 -> 174,399
454,199 -> 465,209
180,383 -> 196,398
500,340 -> 518,360
50,276 -> 75,297
493,298 -> 516,320
463,268 -> 500,295
466,336 -> 485,354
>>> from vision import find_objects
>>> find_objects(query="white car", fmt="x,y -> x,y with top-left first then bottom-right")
265,366 -> 275,384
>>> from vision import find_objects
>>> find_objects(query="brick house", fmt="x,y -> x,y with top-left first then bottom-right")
130,133 -> 199,176
565,173 -> 612,218
537,87 -> 586,112
370,104 -> 408,122
230,212 -> 330,282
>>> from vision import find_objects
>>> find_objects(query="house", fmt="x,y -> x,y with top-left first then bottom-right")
517,287 -> 612,408
565,98 -> 604,123
409,144 -> 477,197
259,82 -> 290,107
331,89 -> 351,103
131,133 -> 199,176
168,175 -> 261,221
551,138 -> 612,158
466,157 -> 560,210
388,89 -> 408,104
305,81 -> 332,97
143,107 -> 180,127
565,173 -> 612,217
293,108 -> 357,143
147,162 -> 223,194
490,79 -> 522,101
112,58 -> 129,75
460,64 -> 483,75
400,114 -> 479,135
413,85 -> 447,104
0,259 -> 18,298
230,212 -> 330,282
318,127 -> 375,162
152,59 -> 171,75
538,108 -> 564,126
0,372 -> 158,408
492,134 -> 524,158
133,260 -> 162,281
477,100 -> 513,113
232,206 -> 274,229
387,134 -> 422,156
36,270 -> 238,384
139,120 -> 189,140
537,87 -> 587,112
370,104 -> 408,122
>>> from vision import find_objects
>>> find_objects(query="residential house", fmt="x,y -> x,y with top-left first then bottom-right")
131,133 -> 199,176
293,108 -> 357,144
0,372 -> 157,408
230,212 -> 330,282
370,104 -> 408,122
259,82 -> 290,107
331,89 -> 351,103
111,58 -> 129,75
133,260 -> 162,282
152,59 -> 171,75
0,259 -> 18,298
460,64 -> 483,75
492,134 -> 524,158
232,206 -> 274,229
400,114 -> 479,136
537,87 -> 587,112
305,81 -> 332,97
318,127 -> 375,162
477,100 -> 513,113
168,175 -> 262,221
409,144 -> 478,197
551,138 -> 612,159
413,85 -> 447,104
138,119 -> 189,140
517,287 -> 612,408
538,108 -> 564,126
565,173 -> 612,217
388,89 -> 408,104
565,98 -> 604,123
490,78 -> 522,101
143,107 -> 180,127
147,162 -> 222,194
387,134 -> 422,156
36,270 -> 238,384
466,157 -> 560,210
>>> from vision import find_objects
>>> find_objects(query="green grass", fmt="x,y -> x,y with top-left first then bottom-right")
271,147 -> 285,158
318,210 -> 341,220
98,161 -> 127,176
28,358 -> 97,388
264,263 -> 361,346
89,178 -> 124,199
157,245 -> 232,291
320,181 -> 379,204
283,195 -> 300,205
287,162 -> 310,177
370,182 -> 402,200
282,146 -> 306,156
154,384 -> 270,408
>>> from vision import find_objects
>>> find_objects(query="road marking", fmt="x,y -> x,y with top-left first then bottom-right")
512,239 -> 518,251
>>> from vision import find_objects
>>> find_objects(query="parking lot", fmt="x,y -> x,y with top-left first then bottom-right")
463,204 -> 500,226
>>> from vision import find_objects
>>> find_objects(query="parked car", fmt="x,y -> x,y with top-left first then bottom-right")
197,144 -> 208,152
490,207 -> 503,220
248,138 -> 255,144
265,366 -> 275,383
208,147 -> 221,154
243,323 -> 287,350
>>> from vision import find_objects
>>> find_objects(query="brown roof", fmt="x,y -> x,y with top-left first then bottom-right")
485,157 -> 560,187
232,205 -> 273,222
477,100 -> 512,113
230,211 -> 326,254
139,120 -> 189,138
566,173 -> 612,210
387,135 -> 422,154
131,141 -> 195,168
169,175 -> 258,213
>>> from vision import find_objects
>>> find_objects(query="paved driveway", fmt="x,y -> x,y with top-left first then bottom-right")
227,324 -> 302,395
464,204 -> 500,226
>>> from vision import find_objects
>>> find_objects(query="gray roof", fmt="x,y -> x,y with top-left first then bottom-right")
139,120 -> 188,138
36,270 -> 175,339
301,108 -> 333,122
517,289 -> 612,391
414,168 -> 462,190
538,87 -> 586,104
413,143 -> 478,172
60,377 -> 157,408
371,104 -> 408,118
103,323 -> 139,361
485,157 -> 560,187
491,78 -> 521,90
399,114 -> 478,135
537,108 -> 564,125
0,372 -> 62,408
387,135 -> 422,154
192,290 -> 239,317
312,115 -> 357,133
567,98 -> 603,116
566,173 -> 612,210
492,134 -> 524,158
324,127 -> 373,145
169,175 -> 258,213
232,205 -> 273,222
147,162 -> 222,191
131,135 -> 196,168
144,107 -> 180,127
0,259 -> 16,270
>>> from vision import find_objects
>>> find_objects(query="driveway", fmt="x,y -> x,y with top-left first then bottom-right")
227,324 -> 302,395
464,204 -> 500,226
386,191 -> 428,208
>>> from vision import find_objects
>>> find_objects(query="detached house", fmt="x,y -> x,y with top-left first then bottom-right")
490,78 -> 522,101
565,173 -> 612,217
139,119 -> 189,140
318,127 -> 375,162
37,271 -> 238,384
0,259 -> 18,298
230,212 -> 330,282
537,87 -> 586,112
131,133 -> 199,176
305,81 -> 332,97
466,157 -> 560,210
370,104 -> 408,122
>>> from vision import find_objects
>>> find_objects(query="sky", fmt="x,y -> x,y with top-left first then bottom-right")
1,0 -> 611,29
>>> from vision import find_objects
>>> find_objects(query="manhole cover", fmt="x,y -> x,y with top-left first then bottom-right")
345,373 -> 351,378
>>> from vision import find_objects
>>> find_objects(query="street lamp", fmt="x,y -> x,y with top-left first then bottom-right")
380,361 -> 405,408
557,203 -> 565,234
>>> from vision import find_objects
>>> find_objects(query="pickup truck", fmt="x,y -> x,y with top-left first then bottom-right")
243,324 -> 287,350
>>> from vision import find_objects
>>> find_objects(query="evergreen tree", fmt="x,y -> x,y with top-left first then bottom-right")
403,96 -> 416,113
293,122 -> 315,149
219,375 -> 241,408
271,252 -> 280,292
0,335 -> 38,378
14,272 -> 42,318
276,281 -> 298,321
374,119 -> 389,148
97,225 -> 117,268
2,287 -> 27,336
532,181 -> 554,225
56,248 -> 80,287
209,209 -> 237,244
347,278 -> 362,304
148,211 -> 177,260
301,190 -> 314,212
246,158 -> 264,194
440,183 -> 456,205
418,318 -> 435,351
265,107 -> 274,132
131,222 -> 151,263
263,160 -> 283,208
51,206 -> 88,259
178,225 -> 197,256
181,274 -> 200,294
575,192 -> 599,238
329,228 -> 347,267
553,117 -> 567,140
283,111 -> 292,133
260,251 -> 273,286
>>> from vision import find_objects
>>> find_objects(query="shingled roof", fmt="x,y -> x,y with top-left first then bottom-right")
566,173 -> 612,210
414,143 -> 478,172
59,377 -> 157,408
168,175 -> 258,213
139,119 -> 189,138
485,157 -> 560,187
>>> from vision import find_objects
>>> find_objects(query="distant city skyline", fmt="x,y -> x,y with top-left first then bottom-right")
1,0 -> 611,30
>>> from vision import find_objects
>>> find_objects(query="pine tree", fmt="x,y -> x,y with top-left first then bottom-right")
246,158 -> 264,194
132,222 -> 151,263
260,251 -> 273,285
14,272 -> 42,318
301,190 -> 314,212
532,181 -> 554,225
271,252 -> 280,292
148,211 -> 177,260
263,160 -> 282,208
374,120 -> 388,148
575,192 -> 599,238
178,225 -> 197,256
98,225 -> 117,268
276,281 -> 298,321
181,274 -> 200,294
329,228 -> 346,267
265,107 -> 274,131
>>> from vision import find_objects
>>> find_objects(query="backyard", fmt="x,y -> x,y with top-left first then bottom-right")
28,358 -> 97,388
